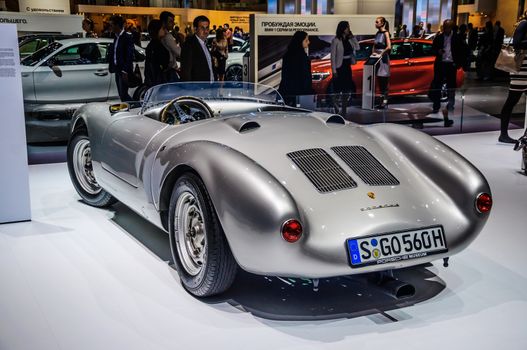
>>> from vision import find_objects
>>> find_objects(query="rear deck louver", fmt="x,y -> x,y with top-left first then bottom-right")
331,146 -> 400,186
287,148 -> 357,193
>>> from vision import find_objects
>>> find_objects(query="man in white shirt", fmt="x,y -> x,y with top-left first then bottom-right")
180,15 -> 214,82
429,19 -> 467,124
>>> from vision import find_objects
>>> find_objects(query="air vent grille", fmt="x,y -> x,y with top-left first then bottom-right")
287,148 -> 357,193
331,146 -> 399,186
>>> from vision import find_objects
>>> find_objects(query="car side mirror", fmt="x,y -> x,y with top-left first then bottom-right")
46,59 -> 62,77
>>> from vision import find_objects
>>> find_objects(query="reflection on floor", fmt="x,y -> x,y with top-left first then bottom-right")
3,130 -> 527,350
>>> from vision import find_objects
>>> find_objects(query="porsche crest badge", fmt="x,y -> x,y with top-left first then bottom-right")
367,192 -> 375,199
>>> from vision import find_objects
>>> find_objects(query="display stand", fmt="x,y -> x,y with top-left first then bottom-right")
0,24 -> 31,223
362,55 -> 382,110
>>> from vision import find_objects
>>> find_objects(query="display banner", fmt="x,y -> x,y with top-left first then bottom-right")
250,14 -> 393,89
0,24 -> 31,224
19,0 -> 70,15
0,11 -> 83,34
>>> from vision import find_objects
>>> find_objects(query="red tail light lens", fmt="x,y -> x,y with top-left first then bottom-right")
476,193 -> 492,213
281,219 -> 303,243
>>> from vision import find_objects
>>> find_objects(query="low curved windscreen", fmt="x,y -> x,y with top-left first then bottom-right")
142,82 -> 283,112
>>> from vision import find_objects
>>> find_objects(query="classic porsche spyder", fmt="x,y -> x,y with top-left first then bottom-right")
67,82 -> 492,297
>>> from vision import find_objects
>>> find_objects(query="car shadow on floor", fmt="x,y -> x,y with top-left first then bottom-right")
109,201 -> 446,322
205,267 -> 445,321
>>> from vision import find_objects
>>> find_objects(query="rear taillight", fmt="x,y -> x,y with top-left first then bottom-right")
281,219 -> 303,243
476,193 -> 492,213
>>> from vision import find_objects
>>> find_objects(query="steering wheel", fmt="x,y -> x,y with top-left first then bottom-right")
160,96 -> 214,125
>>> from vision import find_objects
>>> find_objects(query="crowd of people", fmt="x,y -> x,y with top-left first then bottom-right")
101,12 -> 244,96
100,11 -> 525,143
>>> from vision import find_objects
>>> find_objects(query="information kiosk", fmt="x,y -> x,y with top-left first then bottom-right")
362,55 -> 382,110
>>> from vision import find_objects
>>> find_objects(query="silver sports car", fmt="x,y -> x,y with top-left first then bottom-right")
67,82 -> 492,297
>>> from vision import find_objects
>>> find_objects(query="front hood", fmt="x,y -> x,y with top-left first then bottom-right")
311,59 -> 331,72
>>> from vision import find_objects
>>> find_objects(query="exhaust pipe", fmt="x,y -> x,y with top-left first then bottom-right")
368,272 -> 416,299
377,275 -> 416,299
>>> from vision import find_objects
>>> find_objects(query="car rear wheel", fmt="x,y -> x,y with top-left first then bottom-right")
225,65 -> 243,81
67,131 -> 117,207
169,173 -> 237,297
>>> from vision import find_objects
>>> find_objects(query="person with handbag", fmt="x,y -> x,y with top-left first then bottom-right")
371,17 -> 391,109
498,12 -> 527,143
330,21 -> 359,114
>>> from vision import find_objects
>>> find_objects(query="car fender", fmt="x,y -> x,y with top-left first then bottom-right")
363,123 -> 491,248
152,140 -> 305,269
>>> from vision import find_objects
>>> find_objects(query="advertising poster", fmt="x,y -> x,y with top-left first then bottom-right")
19,0 -> 70,15
0,24 -> 31,223
250,14 -> 394,89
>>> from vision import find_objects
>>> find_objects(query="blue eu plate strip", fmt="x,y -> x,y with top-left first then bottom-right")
348,240 -> 361,265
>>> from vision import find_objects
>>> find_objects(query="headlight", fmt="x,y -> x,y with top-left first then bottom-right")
312,72 -> 331,81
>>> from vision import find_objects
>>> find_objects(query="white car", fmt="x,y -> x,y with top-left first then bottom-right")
225,40 -> 249,81
20,38 -> 145,143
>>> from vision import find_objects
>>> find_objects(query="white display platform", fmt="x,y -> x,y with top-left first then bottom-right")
1,130 -> 526,350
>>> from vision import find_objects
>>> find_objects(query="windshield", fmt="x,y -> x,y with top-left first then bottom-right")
238,40 -> 250,53
21,41 -> 62,66
142,82 -> 283,112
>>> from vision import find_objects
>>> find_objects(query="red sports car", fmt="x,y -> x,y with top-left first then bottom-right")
311,38 -> 464,96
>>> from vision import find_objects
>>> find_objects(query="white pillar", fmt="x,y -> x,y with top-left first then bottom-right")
334,0 -> 358,14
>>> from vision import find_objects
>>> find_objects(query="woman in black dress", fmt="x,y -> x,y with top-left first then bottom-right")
278,31 -> 313,106
145,19 -> 170,87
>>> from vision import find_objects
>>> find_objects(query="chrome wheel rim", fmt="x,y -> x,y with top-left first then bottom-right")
73,139 -> 101,195
226,65 -> 243,81
175,191 -> 206,276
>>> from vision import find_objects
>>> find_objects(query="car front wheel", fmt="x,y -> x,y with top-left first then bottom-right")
225,65 -> 243,81
168,173 -> 237,297
67,131 -> 117,207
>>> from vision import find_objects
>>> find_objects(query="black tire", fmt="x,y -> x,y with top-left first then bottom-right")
225,64 -> 243,81
132,84 -> 149,101
168,173 -> 237,297
67,131 -> 117,207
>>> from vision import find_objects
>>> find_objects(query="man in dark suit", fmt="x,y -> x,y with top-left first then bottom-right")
430,19 -> 467,126
108,15 -> 135,101
180,15 -> 214,82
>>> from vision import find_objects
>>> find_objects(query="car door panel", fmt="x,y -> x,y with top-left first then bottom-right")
408,42 -> 436,93
34,43 -> 111,103
100,115 -> 166,188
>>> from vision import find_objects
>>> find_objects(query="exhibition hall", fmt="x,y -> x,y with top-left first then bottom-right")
1,0 -> 527,349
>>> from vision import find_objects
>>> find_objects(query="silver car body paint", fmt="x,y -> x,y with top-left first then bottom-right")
71,94 -> 491,278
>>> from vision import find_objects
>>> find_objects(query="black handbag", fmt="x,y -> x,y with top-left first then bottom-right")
128,64 -> 143,88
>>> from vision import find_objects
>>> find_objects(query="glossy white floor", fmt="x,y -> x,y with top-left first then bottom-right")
1,130 -> 526,350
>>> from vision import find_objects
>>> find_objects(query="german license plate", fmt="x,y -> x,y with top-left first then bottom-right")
347,226 -> 448,268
